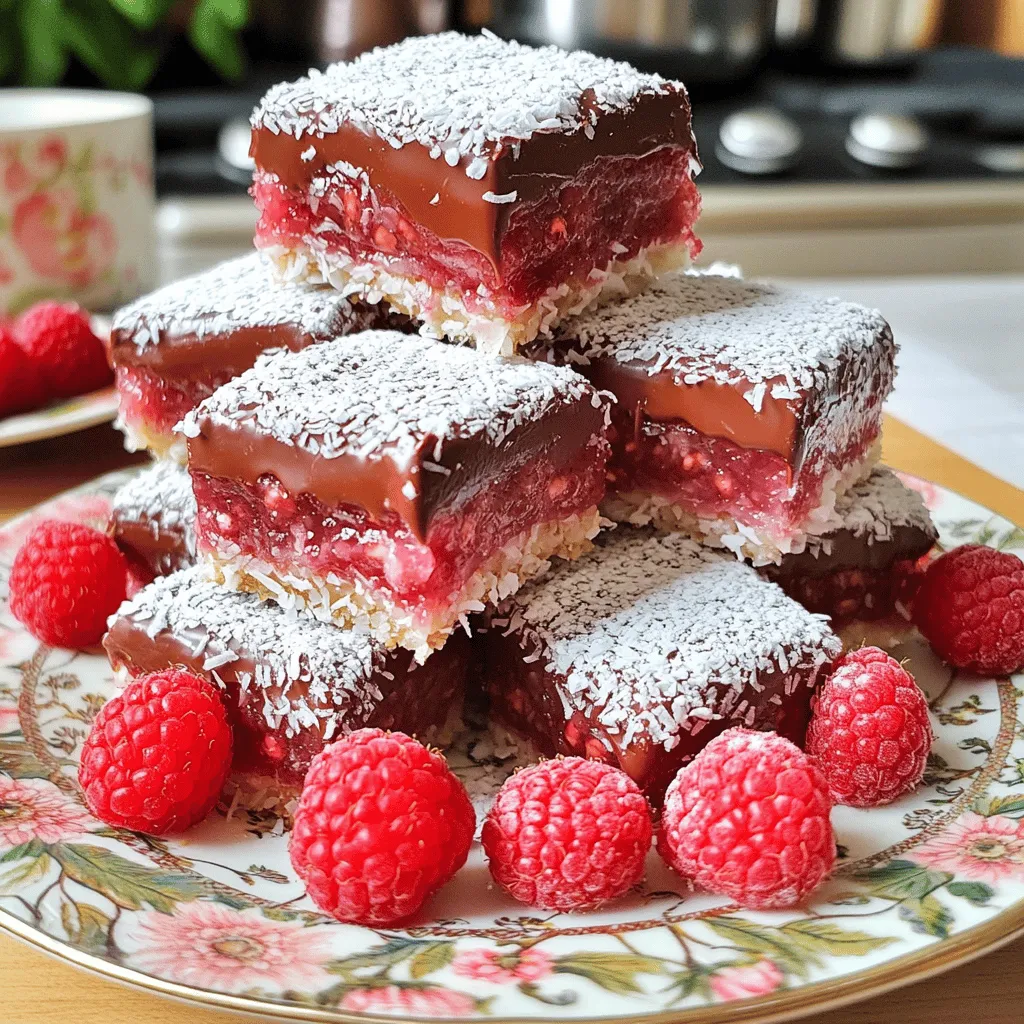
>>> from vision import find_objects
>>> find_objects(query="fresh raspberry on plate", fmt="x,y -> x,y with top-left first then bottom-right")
806,646 -> 932,807
290,729 -> 475,925
79,668 -> 233,834
913,544 -> 1024,676
9,520 -> 128,648
658,728 -> 835,909
481,757 -> 653,911
16,300 -> 112,400
0,322 -> 45,416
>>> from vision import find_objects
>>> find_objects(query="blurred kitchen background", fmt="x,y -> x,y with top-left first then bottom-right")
2,0 -> 1022,483
2,0 -> 1022,279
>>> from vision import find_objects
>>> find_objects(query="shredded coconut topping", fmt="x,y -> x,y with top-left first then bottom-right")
109,568 -> 388,735
111,460 -> 197,554
111,253 -> 387,354
548,270 -> 895,406
813,467 -> 937,549
251,31 -> 685,177
184,333 -> 604,465
496,529 -> 841,749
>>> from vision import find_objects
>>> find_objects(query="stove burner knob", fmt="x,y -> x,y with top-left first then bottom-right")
716,107 -> 803,175
846,112 -> 929,169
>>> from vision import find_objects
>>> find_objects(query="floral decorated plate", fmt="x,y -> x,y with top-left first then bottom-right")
1,469 -> 1023,1024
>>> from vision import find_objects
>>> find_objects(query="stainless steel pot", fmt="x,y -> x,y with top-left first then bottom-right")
487,0 -> 778,83
774,0 -> 944,66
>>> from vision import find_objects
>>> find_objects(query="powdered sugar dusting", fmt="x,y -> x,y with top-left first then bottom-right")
496,529 -> 841,749
548,271 -> 894,400
111,253 -> 387,354
251,32 -> 686,177
184,333 -> 605,465
108,567 -> 386,736
111,461 -> 197,556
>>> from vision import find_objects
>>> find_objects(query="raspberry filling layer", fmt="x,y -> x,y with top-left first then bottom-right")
194,440 -> 607,620
253,146 -> 701,319
116,366 -> 228,438
607,411 -> 878,540
480,627 -> 818,804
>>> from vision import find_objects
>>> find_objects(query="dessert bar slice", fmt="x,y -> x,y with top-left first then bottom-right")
535,270 -> 896,564
250,31 -> 701,355
479,528 -> 842,802
182,333 -> 612,660
111,461 -> 197,581
763,467 -> 937,623
104,568 -> 470,788
110,253 -> 403,460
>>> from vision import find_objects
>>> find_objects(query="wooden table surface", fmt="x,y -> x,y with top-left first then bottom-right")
1,415 -> 1023,1024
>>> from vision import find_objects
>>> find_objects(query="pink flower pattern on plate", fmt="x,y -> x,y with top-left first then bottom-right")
452,946 -> 554,984
341,985 -> 477,1017
709,959 -> 785,1002
0,703 -> 18,735
0,776 -> 95,848
127,903 -> 334,994
912,812 -> 1024,882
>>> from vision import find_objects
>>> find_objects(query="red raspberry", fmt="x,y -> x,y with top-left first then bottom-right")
806,646 -> 932,807
481,757 -> 653,911
79,669 -> 233,835
658,729 -> 835,909
16,300 -> 112,401
0,323 -> 46,416
290,729 -> 475,925
913,544 -> 1024,675
9,520 -> 128,648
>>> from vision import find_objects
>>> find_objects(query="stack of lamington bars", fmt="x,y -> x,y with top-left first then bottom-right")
104,31 -> 937,802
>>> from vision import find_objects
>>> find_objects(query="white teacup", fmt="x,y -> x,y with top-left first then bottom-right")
0,89 -> 155,316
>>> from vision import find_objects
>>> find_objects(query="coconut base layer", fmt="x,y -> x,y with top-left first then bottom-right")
603,445 -> 882,566
203,508 -> 604,662
261,241 -> 691,357
114,414 -> 187,464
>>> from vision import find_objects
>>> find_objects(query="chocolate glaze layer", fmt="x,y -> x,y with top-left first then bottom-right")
110,310 -> 410,381
765,523 -> 935,581
250,90 -> 695,266
188,400 -> 608,542
111,516 -> 192,577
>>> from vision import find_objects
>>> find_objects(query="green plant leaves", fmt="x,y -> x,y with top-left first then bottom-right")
946,881 -> 995,906
553,952 -> 665,995
18,0 -> 69,85
188,0 -> 248,81
51,843 -> 210,912
780,920 -> 895,958
409,942 -> 455,979
60,0 -> 160,90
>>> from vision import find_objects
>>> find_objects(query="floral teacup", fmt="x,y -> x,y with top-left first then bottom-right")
0,89 -> 155,316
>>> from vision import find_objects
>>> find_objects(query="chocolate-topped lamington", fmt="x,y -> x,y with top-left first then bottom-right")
479,528 -> 841,802
532,270 -> 896,564
250,31 -> 701,355
104,568 -> 470,788
763,467 -> 937,623
110,461 -> 197,581
110,253 -> 404,460
181,332 -> 612,660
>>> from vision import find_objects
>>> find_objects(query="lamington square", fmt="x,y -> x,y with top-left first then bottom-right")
181,332 -> 612,660
250,31 -> 701,355
763,467 -> 937,623
533,271 -> 896,564
110,461 -> 197,582
110,253 -> 404,460
104,568 -> 470,788
479,529 -> 841,802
